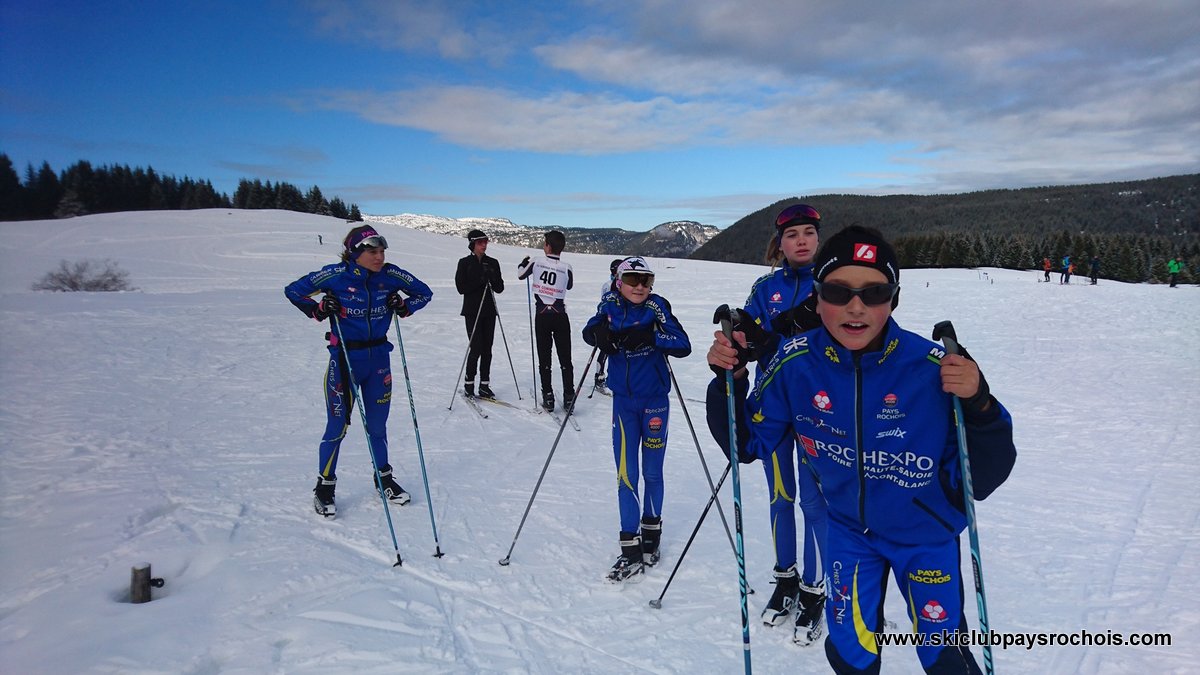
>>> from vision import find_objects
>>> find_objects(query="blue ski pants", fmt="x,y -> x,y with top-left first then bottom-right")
318,345 -> 393,477
824,523 -> 981,674
763,440 -> 829,585
611,394 -> 669,534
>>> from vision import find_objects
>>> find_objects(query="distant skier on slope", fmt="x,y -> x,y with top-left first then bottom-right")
517,230 -> 575,412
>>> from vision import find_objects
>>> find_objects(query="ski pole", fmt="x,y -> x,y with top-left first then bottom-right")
331,315 -> 404,567
526,276 -> 539,408
715,306 -> 752,674
649,463 -> 730,609
393,315 -> 443,558
489,283 -> 523,400
498,346 -> 598,566
665,360 -> 741,562
933,320 -> 995,674
448,290 -> 488,410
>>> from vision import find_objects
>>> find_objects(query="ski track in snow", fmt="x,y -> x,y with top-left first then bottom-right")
1,211 -> 1198,674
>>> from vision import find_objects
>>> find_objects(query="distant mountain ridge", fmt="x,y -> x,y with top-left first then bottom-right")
363,213 -> 720,258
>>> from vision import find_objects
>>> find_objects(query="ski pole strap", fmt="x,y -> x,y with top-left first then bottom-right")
325,333 -> 388,351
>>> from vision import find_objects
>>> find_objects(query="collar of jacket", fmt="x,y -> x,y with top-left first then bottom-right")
780,263 -> 814,281
811,317 -> 905,369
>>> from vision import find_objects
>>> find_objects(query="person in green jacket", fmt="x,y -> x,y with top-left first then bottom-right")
1167,257 -> 1182,287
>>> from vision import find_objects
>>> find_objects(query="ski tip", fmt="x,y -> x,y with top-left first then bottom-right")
648,599 -> 662,609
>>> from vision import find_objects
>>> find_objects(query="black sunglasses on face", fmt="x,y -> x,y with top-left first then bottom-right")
622,273 -> 653,288
815,281 -> 898,306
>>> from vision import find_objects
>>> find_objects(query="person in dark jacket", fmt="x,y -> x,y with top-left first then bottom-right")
583,256 -> 691,583
285,225 -> 433,518
707,226 -> 1016,674
455,229 -> 505,398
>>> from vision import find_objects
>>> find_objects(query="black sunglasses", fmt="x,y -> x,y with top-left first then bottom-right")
815,281 -> 898,306
621,273 -> 654,288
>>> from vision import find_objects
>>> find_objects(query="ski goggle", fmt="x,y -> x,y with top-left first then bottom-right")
775,203 -> 821,229
815,281 -> 898,306
353,235 -> 388,251
621,273 -> 654,288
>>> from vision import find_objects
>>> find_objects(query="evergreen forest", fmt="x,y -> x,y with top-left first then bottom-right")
0,154 -> 362,223
693,175 -> 1199,284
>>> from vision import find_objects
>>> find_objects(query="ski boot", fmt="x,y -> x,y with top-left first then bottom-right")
641,516 -> 662,567
761,564 -> 800,626
792,578 -> 827,646
605,531 -> 645,583
541,390 -> 555,413
313,475 -> 337,518
594,372 -> 607,392
464,380 -> 476,398
562,388 -> 575,412
477,382 -> 495,399
374,464 -> 411,505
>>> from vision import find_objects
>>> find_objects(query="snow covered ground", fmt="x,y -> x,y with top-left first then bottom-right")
1,209 -> 1197,674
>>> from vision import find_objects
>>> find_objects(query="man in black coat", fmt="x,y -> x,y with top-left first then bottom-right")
455,229 -> 505,398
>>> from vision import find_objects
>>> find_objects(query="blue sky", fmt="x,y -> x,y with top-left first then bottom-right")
2,1 -> 1197,230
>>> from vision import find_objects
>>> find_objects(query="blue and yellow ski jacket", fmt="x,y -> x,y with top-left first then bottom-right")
582,291 -> 691,398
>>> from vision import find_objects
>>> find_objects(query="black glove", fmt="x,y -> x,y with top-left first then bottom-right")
619,327 -> 655,351
387,292 -> 410,318
314,293 -> 341,321
519,256 -> 530,268
770,295 -> 820,336
592,322 -> 619,355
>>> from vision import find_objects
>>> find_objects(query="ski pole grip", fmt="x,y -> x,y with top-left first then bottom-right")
932,320 -> 961,356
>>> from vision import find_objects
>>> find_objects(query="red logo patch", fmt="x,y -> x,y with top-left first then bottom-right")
799,435 -> 818,457
648,417 -> 663,432
853,244 -> 877,262
921,600 -> 948,623
883,393 -> 898,407
812,391 -> 832,412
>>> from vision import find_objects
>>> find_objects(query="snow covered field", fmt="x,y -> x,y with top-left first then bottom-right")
1,209 -> 1197,674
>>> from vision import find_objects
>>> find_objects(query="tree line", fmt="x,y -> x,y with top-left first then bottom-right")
0,153 -> 363,222
692,174 -> 1199,284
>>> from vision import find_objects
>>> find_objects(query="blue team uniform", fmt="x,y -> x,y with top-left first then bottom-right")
714,318 -> 1015,673
285,261 -> 432,477
583,291 -> 690,534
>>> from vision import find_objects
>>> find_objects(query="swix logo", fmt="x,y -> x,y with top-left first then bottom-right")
876,427 -> 907,439
853,243 -> 877,262
883,393 -> 898,407
812,391 -> 832,412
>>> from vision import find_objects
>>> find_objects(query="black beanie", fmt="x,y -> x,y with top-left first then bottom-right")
813,225 -> 899,285
467,229 -> 488,250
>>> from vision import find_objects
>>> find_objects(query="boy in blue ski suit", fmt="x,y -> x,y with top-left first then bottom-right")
708,226 -> 1015,673
583,256 -> 691,582
285,225 -> 433,517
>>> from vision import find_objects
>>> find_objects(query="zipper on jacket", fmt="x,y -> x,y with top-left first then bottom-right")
854,353 -> 868,531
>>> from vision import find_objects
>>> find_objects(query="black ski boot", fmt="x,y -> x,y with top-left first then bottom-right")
793,578 -> 827,646
477,382 -> 495,399
464,380 -> 475,398
761,564 -> 800,626
542,390 -> 555,412
313,475 -> 337,518
374,464 -> 411,505
605,531 -> 646,583
562,387 -> 575,412
641,516 -> 662,567
594,372 -> 606,391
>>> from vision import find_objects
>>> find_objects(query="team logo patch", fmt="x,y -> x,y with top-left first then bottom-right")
648,416 -> 663,433
920,600 -> 948,623
853,243 -> 877,262
384,374 -> 392,386
883,393 -> 898,407
348,286 -> 357,292
799,435 -> 818,457
812,391 -> 832,412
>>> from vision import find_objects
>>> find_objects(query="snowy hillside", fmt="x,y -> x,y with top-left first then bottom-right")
0,209 -> 1197,674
